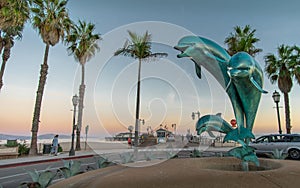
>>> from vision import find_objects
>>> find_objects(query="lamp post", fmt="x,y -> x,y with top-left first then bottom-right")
138,119 -> 145,135
191,111 -> 200,120
190,111 -> 200,141
69,95 -> 79,156
84,125 -> 89,150
272,90 -> 282,134
133,119 -> 144,146
172,123 -> 177,135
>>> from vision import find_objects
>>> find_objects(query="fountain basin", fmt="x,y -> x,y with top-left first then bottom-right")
50,157 -> 300,188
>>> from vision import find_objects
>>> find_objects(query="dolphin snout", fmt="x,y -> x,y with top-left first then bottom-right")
174,45 -> 189,53
177,53 -> 189,58
174,45 -> 190,58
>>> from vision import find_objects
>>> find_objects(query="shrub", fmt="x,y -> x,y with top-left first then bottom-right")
120,152 -> 134,164
18,142 -> 30,156
190,149 -> 202,158
20,168 -> 56,188
58,160 -> 83,179
58,144 -> 63,153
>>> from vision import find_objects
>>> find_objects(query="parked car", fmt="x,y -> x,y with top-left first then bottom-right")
249,134 -> 300,160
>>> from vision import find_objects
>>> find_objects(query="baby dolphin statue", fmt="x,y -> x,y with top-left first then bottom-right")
196,113 -> 233,138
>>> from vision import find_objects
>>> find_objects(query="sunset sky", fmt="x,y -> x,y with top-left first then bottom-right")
0,0 -> 300,138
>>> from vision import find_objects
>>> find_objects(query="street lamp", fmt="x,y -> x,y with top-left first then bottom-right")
272,90 -> 282,134
172,123 -> 177,135
191,111 -> 200,120
138,119 -> 145,135
139,119 -> 145,125
191,111 -> 200,142
134,119 -> 145,145
69,95 -> 79,156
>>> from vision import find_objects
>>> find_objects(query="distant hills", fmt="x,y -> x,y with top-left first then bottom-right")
0,133 -> 70,140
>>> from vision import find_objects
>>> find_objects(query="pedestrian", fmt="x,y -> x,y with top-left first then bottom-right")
127,137 -> 132,148
51,135 -> 59,156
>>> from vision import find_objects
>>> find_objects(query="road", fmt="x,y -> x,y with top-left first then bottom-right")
0,155 -> 101,188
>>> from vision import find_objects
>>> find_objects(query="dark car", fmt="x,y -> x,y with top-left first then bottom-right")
249,134 -> 300,160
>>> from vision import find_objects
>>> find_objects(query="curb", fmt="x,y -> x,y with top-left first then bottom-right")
0,154 -> 95,168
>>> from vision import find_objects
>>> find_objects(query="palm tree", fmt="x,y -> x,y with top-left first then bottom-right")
0,26 -> 23,91
0,0 -> 30,31
224,25 -> 262,57
0,0 -> 30,91
114,30 -> 167,147
66,20 -> 101,150
29,0 -> 71,155
264,45 -> 300,134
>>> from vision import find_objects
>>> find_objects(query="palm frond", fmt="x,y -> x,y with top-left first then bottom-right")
31,0 -> 70,46
114,30 -> 168,62
224,25 -> 262,57
294,67 -> 300,85
128,30 -> 139,43
66,19 -> 101,64
114,48 -> 135,58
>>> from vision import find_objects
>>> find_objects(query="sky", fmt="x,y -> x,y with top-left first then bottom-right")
0,0 -> 300,138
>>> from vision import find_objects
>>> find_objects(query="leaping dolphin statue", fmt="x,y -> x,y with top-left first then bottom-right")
174,36 -> 267,136
228,52 -> 267,131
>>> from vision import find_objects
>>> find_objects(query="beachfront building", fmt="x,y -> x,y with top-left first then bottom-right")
156,128 -> 172,143
105,132 -> 132,141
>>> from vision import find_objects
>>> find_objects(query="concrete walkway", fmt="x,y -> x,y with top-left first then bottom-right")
0,151 -> 95,168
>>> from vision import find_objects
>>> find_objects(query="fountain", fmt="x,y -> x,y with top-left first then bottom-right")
174,36 -> 268,170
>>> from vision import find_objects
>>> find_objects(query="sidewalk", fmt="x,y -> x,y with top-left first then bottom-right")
0,150 -> 96,168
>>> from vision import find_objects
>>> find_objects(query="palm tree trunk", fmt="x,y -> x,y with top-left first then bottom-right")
134,58 -> 142,147
76,63 -> 85,150
0,45 -> 11,91
0,35 -> 4,55
29,44 -> 49,155
283,92 -> 291,134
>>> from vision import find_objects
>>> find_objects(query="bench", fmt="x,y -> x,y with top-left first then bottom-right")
0,146 -> 19,159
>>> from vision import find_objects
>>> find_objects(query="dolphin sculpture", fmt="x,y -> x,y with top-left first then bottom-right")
196,114 -> 233,137
174,36 -> 267,135
196,114 -> 254,147
228,52 -> 267,131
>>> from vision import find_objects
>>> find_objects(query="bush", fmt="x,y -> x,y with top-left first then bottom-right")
58,144 -> 63,153
58,160 -> 83,179
21,167 -> 57,188
18,142 -> 30,156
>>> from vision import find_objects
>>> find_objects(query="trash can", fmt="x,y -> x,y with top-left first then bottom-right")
6,140 -> 17,147
43,144 -> 52,154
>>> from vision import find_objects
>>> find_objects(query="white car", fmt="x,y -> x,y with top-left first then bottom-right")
249,134 -> 300,160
